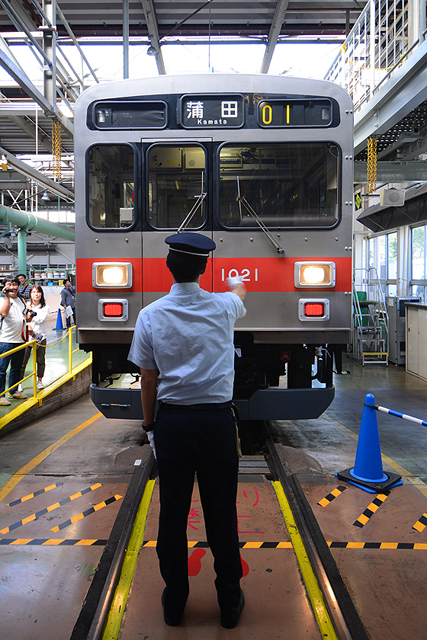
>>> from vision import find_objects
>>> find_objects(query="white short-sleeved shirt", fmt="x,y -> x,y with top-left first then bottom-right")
128,282 -> 246,404
0,297 -> 25,343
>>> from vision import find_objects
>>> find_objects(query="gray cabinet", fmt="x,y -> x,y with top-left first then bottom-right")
386,297 -> 420,365
406,303 -> 427,381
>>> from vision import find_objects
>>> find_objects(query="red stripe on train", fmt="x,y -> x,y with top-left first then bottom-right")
76,256 -> 352,293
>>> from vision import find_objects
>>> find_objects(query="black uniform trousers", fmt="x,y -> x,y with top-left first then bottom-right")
154,402 -> 242,621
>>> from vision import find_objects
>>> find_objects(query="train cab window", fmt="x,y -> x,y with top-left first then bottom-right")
148,145 -> 207,229
87,144 -> 135,229
219,142 -> 339,228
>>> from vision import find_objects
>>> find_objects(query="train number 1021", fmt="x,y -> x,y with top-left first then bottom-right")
221,268 -> 258,282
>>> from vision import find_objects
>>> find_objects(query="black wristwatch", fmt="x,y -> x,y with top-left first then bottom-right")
143,421 -> 156,432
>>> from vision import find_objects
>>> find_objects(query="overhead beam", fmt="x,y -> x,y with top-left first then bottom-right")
0,145 -> 74,200
42,0 -> 56,108
354,39 -> 427,154
260,0 -> 290,74
0,48 -> 55,115
55,4 -> 99,84
8,114 -> 53,153
123,0 -> 129,78
0,49 -> 73,137
354,161 -> 427,183
140,0 -> 166,75
1,0 -> 39,32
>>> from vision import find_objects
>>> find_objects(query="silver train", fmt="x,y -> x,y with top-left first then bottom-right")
74,74 -> 353,422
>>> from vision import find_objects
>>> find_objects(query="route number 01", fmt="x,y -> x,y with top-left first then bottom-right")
221,268 -> 258,282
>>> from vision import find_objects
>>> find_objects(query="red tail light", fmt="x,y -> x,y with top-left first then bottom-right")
298,298 -> 330,321
103,303 -> 123,317
304,303 -> 325,317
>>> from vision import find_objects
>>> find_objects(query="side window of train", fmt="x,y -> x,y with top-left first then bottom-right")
219,142 -> 340,228
148,145 -> 207,229
87,144 -> 135,229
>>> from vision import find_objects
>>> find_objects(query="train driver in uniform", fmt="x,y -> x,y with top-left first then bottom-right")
128,231 -> 247,629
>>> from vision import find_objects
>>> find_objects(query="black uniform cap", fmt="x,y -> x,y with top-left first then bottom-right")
165,232 -> 216,257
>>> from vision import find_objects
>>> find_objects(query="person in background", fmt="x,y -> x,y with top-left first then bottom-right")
60,280 -> 76,329
20,285 -> 50,390
0,277 -> 28,405
128,232 -> 247,629
17,273 -> 32,300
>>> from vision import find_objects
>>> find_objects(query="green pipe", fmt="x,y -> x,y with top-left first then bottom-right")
17,228 -> 27,274
0,204 -> 75,241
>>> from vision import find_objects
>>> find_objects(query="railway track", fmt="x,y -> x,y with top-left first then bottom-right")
70,422 -> 369,640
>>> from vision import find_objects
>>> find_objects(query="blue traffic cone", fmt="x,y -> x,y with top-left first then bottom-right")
336,393 -> 402,493
54,307 -> 65,331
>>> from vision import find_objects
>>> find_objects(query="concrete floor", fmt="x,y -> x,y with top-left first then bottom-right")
120,480 -> 322,640
270,356 -> 427,640
0,356 -> 427,639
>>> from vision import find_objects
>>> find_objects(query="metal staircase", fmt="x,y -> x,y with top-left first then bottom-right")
352,268 -> 389,365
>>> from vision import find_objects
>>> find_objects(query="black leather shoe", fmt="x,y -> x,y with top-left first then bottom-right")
220,589 -> 245,629
161,589 -> 182,626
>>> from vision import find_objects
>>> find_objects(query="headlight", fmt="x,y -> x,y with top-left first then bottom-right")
294,261 -> 336,288
92,262 -> 133,288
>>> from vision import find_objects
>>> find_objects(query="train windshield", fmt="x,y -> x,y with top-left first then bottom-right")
87,144 -> 135,229
148,145 -> 206,229
219,142 -> 340,228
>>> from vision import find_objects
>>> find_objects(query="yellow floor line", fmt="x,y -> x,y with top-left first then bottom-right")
0,412 -> 101,503
101,478 -> 156,640
273,480 -> 339,640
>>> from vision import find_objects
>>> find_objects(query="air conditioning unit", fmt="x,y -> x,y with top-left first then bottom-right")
380,189 -> 405,206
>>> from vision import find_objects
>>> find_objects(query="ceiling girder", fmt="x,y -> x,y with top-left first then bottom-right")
0,47 -> 56,116
55,3 -> 98,84
0,0 -> 38,33
7,114 -> 53,153
0,48 -> 73,137
354,40 -> 427,155
354,161 -> 427,183
260,0 -> 290,74
0,145 -> 74,199
140,0 -> 166,75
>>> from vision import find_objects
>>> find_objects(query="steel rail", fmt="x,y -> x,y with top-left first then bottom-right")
263,423 -> 369,640
69,450 -> 156,640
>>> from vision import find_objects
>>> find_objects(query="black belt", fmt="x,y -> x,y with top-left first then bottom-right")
160,401 -> 232,411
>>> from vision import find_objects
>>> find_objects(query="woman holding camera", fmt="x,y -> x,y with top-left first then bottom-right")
20,284 -> 50,390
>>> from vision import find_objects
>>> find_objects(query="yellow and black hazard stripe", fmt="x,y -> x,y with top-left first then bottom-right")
413,513 -> 427,532
0,483 -> 102,535
0,538 -> 107,546
7,483 -> 64,507
50,495 -> 122,533
318,485 -> 347,507
353,492 -> 389,528
2,538 -> 427,549
328,541 -> 427,550
142,540 -> 293,549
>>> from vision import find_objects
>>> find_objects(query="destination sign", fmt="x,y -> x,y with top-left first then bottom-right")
92,100 -> 167,130
258,99 -> 333,128
180,94 -> 245,128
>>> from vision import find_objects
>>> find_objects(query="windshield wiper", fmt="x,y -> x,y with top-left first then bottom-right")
238,195 -> 285,254
177,192 -> 207,232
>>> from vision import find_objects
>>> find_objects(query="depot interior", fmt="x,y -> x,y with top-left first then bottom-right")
0,0 -> 427,374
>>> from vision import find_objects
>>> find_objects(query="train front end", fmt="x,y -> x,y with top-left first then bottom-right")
74,74 -> 353,422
